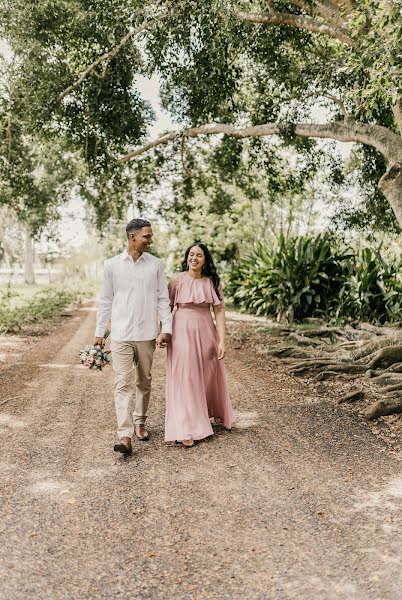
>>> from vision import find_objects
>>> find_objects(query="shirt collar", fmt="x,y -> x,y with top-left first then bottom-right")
122,250 -> 146,263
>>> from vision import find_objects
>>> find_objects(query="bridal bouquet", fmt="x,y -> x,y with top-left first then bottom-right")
79,330 -> 111,371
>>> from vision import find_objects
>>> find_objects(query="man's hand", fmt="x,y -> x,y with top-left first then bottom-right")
156,333 -> 171,348
94,336 -> 106,348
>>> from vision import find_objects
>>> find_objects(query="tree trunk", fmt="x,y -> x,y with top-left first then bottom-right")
24,228 -> 35,285
378,163 -> 402,227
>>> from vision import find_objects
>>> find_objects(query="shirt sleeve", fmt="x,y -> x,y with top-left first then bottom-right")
157,262 -> 173,334
95,260 -> 114,338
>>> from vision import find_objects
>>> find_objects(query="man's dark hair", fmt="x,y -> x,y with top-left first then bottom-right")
126,218 -> 151,238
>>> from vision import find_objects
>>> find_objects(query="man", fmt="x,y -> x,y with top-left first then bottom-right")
94,218 -> 172,456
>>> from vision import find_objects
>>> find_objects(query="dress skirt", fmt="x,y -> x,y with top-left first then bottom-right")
165,303 -> 233,442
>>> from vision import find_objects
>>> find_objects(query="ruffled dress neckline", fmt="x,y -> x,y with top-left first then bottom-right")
169,272 -> 224,306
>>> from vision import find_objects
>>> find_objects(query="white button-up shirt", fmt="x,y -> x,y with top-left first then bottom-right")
95,250 -> 172,341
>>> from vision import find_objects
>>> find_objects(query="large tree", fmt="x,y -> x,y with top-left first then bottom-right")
1,1 -> 402,228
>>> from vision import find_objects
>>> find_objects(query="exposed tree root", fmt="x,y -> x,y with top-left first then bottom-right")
365,397 -> 402,420
287,333 -> 324,346
267,321 -> 402,418
293,327 -> 345,338
338,390 -> 365,404
313,371 -> 360,382
289,361 -> 367,376
366,345 -> 402,369
352,337 -> 402,362
382,382 -> 402,394
370,373 -> 402,387
269,347 -> 312,359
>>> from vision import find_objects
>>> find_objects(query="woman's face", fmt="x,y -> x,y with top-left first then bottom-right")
187,245 -> 205,274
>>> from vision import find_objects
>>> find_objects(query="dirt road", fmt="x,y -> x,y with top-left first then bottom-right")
0,305 -> 401,600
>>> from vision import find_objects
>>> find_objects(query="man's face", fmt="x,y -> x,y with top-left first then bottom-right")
130,226 -> 153,252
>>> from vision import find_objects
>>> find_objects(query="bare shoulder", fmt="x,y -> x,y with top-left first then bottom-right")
168,272 -> 182,288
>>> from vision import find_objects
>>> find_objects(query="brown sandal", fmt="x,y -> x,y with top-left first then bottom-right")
181,439 -> 194,447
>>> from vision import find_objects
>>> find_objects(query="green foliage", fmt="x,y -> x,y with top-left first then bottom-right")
336,246 -> 402,323
228,235 -> 402,323
1,0 -> 402,233
227,234 -> 352,321
333,146 -> 400,234
0,285 -> 84,333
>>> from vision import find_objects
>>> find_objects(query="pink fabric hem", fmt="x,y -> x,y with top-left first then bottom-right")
164,431 -> 214,442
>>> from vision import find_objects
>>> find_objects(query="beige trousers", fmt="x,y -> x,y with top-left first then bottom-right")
110,339 -> 156,439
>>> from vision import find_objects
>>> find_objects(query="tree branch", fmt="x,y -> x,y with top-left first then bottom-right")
288,0 -> 347,27
235,9 -> 355,46
57,22 -> 149,103
392,101 -> 402,138
180,134 -> 193,176
118,120 -> 402,165
325,94 -> 351,120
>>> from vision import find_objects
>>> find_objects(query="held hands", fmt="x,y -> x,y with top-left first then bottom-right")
156,332 -> 171,348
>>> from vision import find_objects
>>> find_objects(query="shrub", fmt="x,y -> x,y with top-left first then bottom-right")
227,235 -> 402,323
227,234 -> 352,321
0,286 -> 80,334
335,246 -> 402,323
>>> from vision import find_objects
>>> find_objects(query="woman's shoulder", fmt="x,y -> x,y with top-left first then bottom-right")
168,271 -> 185,287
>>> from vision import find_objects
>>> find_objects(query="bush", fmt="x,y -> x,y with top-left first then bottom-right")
227,234 -> 352,321
336,246 -> 402,323
0,286 -> 81,334
227,235 -> 402,323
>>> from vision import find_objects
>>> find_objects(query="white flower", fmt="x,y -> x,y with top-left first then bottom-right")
89,349 -> 97,356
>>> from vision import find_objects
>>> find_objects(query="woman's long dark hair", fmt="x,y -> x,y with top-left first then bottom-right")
181,242 -> 222,300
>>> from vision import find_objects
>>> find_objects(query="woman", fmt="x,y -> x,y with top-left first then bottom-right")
165,243 -> 234,446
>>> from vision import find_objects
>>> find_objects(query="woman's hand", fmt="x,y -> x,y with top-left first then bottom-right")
218,341 -> 225,360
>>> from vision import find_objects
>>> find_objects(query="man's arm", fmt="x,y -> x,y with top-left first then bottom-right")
94,261 -> 113,345
156,262 -> 172,347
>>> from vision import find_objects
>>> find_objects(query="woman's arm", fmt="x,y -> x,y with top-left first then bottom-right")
213,304 -> 226,359
168,275 -> 179,312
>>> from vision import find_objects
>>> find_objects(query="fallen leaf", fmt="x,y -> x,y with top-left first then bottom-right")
65,498 -> 77,505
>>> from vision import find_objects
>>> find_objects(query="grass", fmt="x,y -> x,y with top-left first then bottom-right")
0,284 -> 50,308
0,281 -> 96,334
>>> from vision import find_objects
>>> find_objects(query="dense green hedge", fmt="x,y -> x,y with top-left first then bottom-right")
0,286 -> 82,334
226,234 -> 402,323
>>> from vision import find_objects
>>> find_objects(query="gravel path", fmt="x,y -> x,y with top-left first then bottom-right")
0,305 -> 401,600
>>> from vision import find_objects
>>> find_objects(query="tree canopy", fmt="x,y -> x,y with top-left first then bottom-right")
1,1 -> 402,231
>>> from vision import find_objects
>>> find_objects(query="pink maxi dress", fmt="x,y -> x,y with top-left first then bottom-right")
165,272 -> 234,442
